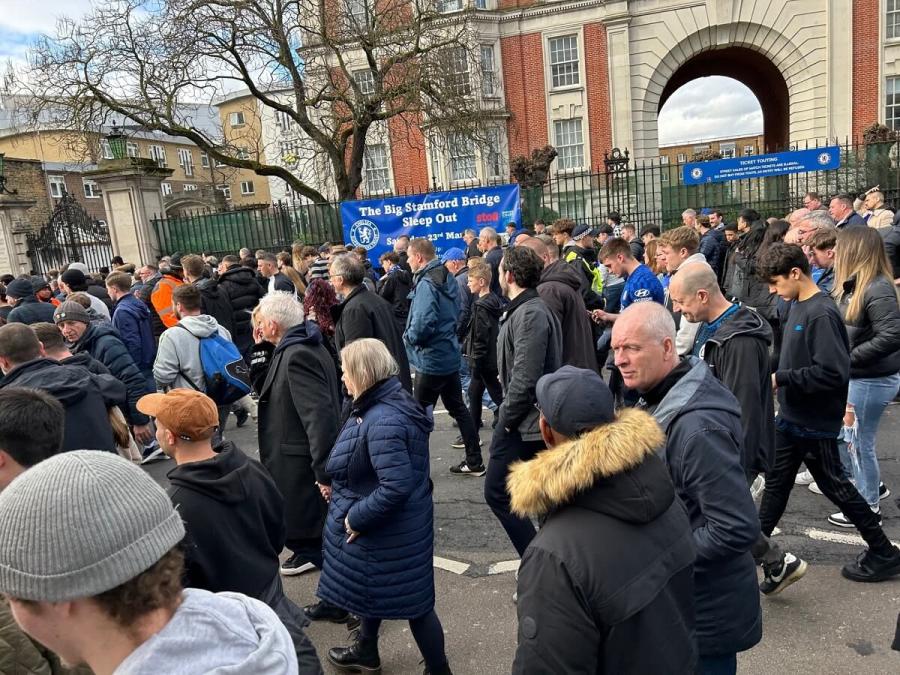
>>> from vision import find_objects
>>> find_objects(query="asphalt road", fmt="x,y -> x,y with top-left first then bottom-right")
145,402 -> 900,673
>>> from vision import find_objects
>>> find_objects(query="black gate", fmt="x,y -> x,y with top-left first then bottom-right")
27,193 -> 113,274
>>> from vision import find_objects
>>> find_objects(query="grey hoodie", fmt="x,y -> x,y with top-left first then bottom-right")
153,314 -> 232,391
114,588 -> 299,674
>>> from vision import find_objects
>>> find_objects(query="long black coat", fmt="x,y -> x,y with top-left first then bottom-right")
257,322 -> 341,544
219,266 -> 265,353
537,261 -> 598,372
331,285 -> 412,391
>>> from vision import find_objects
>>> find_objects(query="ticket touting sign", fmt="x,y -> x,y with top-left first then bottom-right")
682,146 -> 841,185
340,184 -> 521,261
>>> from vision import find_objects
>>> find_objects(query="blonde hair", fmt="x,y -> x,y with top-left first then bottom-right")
468,259 -> 492,284
277,252 -> 307,295
340,338 -> 399,395
833,227 -> 899,322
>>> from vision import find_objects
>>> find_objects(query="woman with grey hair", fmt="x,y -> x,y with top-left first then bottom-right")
316,338 -> 451,675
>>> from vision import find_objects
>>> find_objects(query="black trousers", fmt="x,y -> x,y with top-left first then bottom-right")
467,365 -> 503,428
415,370 -> 482,467
758,428 -> 892,554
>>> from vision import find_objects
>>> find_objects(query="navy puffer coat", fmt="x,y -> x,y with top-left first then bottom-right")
317,377 -> 435,620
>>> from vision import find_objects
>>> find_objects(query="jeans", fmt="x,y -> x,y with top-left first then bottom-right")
747,471 -> 783,572
484,425 -> 544,556
696,652 -> 736,675
467,364 -> 503,428
845,375 -> 900,506
415,371 -> 482,467
359,610 -> 447,671
459,354 -> 498,413
758,423 -> 893,555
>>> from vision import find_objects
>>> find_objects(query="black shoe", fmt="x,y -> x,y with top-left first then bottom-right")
303,601 -> 355,625
760,553 -> 807,596
280,553 -> 317,576
841,546 -> 900,582
235,407 -> 250,428
328,633 -> 382,674
451,435 -> 465,449
880,483 -> 891,501
449,461 -> 486,477
423,662 -> 453,675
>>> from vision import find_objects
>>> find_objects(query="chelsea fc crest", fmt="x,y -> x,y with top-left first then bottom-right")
690,167 -> 703,180
350,219 -> 380,250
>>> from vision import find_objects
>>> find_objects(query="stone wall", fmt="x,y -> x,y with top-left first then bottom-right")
4,158 -> 53,231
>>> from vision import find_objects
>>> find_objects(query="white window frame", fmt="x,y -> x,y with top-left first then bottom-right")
48,175 -> 66,199
692,144 -> 710,156
484,128 -> 503,180
126,142 -> 139,158
83,178 -> 102,198
548,34 -> 580,89
888,77 -> 900,130
160,182 -> 172,196
676,153 -> 687,163
200,151 -> 210,168
183,183 -> 197,192
217,184 -> 232,200
353,69 -> 376,96
178,148 -> 194,176
553,118 -> 585,172
100,139 -> 114,160
280,140 -> 302,167
480,45 -> 497,98
658,155 -> 669,165
438,0 -> 463,13
148,144 -> 167,167
346,0 -> 368,25
474,0 -> 487,7
889,0 -> 900,40
446,46 -> 471,97
228,111 -> 246,127
240,180 -> 255,195
719,142 -> 736,159
743,145 -> 755,156
236,147 -> 250,161
447,132 -> 477,183
660,167 -> 670,184
363,143 -> 392,195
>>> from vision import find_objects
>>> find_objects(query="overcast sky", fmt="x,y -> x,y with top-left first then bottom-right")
2,5 -> 763,146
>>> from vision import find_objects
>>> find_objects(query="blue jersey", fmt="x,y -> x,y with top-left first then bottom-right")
621,263 -> 665,309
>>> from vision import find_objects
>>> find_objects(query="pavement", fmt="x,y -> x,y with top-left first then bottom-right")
144,403 -> 900,673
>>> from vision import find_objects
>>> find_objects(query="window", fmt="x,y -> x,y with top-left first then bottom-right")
48,175 -> 66,199
240,180 -> 255,195
553,118 -> 584,171
549,35 -> 580,88
353,69 -> 376,96
889,0 -> 900,39
719,142 -> 736,159
658,155 -> 669,165
429,140 -> 443,187
660,167 -> 669,184
557,191 -> 588,221
217,184 -> 232,200
887,77 -> 900,130
148,144 -> 167,167
692,144 -> 710,155
178,148 -> 194,176
183,183 -> 197,192
438,0 -> 463,13
236,147 -> 250,161
280,140 -> 302,166
480,45 -> 497,97
100,139 -> 114,160
229,111 -> 246,127
676,153 -> 687,163
160,183 -> 172,196
484,128 -> 502,179
445,47 -> 471,96
363,143 -> 392,194
347,0 -> 368,24
126,142 -> 139,158
475,0 -> 487,7
83,179 -> 101,198
200,151 -> 210,168
448,133 -> 477,182
743,145 -> 755,156
274,110 -> 296,131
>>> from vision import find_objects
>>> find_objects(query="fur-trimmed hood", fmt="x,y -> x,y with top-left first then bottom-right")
508,408 -> 672,520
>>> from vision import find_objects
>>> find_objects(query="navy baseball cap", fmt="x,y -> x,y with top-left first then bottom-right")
441,247 -> 466,263
572,222 -> 597,241
536,366 -> 615,438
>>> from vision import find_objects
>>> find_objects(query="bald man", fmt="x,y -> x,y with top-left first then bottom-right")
612,302 -> 761,672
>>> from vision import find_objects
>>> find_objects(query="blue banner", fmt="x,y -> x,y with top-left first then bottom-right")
340,184 -> 521,261
682,146 -> 841,185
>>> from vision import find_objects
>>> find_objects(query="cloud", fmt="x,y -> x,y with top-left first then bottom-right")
658,76 -> 763,146
0,0 -> 93,73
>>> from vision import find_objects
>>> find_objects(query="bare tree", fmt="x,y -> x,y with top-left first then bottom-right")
24,0 -> 492,203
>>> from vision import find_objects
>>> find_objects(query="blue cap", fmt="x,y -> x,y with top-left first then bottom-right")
572,222 -> 597,241
535,365 -> 615,437
700,208 -> 713,215
441,247 -> 466,263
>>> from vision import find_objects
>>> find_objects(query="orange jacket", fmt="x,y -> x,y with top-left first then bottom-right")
150,275 -> 184,329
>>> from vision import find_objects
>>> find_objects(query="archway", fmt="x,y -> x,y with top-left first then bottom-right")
658,47 -> 789,153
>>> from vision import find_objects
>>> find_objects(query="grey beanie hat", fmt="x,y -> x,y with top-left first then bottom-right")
0,451 -> 185,602
53,300 -> 91,326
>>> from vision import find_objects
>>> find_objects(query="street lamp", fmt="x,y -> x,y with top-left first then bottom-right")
106,121 -> 128,160
0,153 -> 19,196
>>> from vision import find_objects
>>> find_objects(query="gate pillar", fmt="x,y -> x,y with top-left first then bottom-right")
0,195 -> 37,275
87,159 -> 173,266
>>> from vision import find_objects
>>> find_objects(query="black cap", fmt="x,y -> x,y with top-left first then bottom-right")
168,252 -> 184,269
5,278 -> 35,299
535,365 -> 615,438
30,275 -> 49,292
572,223 -> 596,241
60,269 -> 87,287
597,224 -> 614,236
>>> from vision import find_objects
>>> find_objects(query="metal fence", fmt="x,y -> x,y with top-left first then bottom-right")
151,138 -> 900,257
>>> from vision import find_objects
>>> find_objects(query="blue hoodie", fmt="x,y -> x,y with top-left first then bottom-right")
112,292 -> 157,370
403,258 -> 461,375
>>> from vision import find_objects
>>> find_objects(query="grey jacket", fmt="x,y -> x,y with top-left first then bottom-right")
153,314 -> 232,391
497,289 -> 563,441
114,588 -> 299,674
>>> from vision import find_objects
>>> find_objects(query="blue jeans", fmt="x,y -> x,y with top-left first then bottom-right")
844,374 -> 900,506
459,353 -> 497,412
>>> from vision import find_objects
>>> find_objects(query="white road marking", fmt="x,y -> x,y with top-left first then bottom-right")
803,527 -> 900,549
433,556 -> 470,575
487,560 -> 520,576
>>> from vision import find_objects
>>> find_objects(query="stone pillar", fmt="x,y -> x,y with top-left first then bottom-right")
0,196 -> 37,275
86,159 -> 174,266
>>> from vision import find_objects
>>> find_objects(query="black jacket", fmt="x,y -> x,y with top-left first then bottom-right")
464,292 -> 502,371
838,276 -> 900,379
376,267 -> 412,330
331,285 -> 412,391
168,441 -> 284,599
509,408 -> 696,674
728,224 -> 775,318
6,296 -> 56,325
0,358 -> 125,453
62,350 -> 111,376
641,358 -> 762,657
885,218 -> 900,280
195,278 -> 235,336
74,322 -> 153,425
86,281 -> 113,311
218,266 -> 265,352
562,243 -> 604,310
699,306 -> 775,477
257,322 -> 341,543
699,229 -> 724,275
136,272 -> 167,339
537,261 -> 598,371
628,237 -> 645,262
267,272 -> 295,295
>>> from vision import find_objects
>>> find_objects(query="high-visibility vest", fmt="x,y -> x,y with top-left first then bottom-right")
151,275 -> 184,328
564,250 -> 604,294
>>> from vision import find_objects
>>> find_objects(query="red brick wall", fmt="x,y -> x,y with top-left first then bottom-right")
501,33 -> 549,161
584,22 -> 613,169
389,113 -> 429,194
852,0 -> 880,139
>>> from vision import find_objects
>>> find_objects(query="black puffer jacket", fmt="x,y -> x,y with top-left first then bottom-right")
728,223 -> 775,319
884,215 -> 900,280
537,260 -> 597,371
6,296 -> 56,325
838,276 -> 900,379
376,267 -> 412,331
464,292 -> 503,371
87,280 -> 114,311
218,266 -> 265,352
196,277 -> 236,336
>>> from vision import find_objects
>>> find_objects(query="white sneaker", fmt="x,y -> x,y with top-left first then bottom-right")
795,469 -> 814,485
808,482 -> 823,495
828,507 -> 882,529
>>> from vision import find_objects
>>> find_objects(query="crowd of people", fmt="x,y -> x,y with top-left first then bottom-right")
0,185 -> 898,674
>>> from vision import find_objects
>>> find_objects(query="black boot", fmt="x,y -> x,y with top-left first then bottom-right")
423,661 -> 453,675
303,601 -> 353,625
327,633 -> 381,673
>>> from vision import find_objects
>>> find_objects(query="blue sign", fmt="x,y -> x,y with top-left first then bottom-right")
341,184 -> 521,261
683,146 -> 841,185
